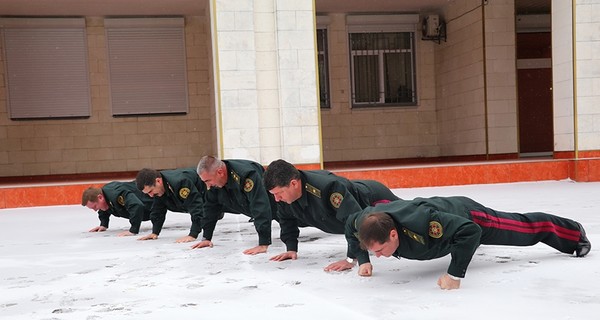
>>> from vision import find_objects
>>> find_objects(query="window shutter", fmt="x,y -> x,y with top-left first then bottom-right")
105,18 -> 188,116
1,18 -> 91,119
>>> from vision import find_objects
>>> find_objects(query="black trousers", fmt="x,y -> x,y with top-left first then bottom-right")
464,198 -> 581,254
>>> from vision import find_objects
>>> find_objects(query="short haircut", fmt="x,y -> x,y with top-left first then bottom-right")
136,168 -> 161,190
358,212 -> 396,250
263,159 -> 300,190
196,155 -> 225,174
81,187 -> 102,206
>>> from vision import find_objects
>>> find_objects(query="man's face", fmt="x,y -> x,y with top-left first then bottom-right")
142,178 -> 166,197
85,194 -> 109,211
367,229 -> 399,258
199,168 -> 227,189
269,179 -> 302,204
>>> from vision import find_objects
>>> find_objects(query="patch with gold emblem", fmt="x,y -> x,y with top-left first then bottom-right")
402,227 -> 425,245
330,192 -> 343,209
179,187 -> 191,199
305,183 -> 321,198
429,221 -> 443,238
244,178 -> 254,192
117,195 -> 125,206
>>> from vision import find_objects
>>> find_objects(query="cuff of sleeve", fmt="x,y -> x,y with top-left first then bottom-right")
448,274 -> 462,280
285,241 -> 299,252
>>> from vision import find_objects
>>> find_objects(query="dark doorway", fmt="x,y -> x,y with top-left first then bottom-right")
516,32 -> 553,156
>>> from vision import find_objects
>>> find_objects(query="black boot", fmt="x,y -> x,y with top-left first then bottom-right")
575,222 -> 591,257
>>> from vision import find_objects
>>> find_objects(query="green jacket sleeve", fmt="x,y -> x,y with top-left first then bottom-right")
244,171 -> 273,246
277,207 -> 300,252
345,210 -> 371,265
124,192 -> 145,234
432,211 -> 482,278
150,199 -> 167,235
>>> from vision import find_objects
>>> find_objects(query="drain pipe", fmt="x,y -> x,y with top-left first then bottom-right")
482,0 -> 490,160
571,0 -> 579,162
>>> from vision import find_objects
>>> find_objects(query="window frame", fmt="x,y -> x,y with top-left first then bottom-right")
0,18 -> 91,119
105,17 -> 188,116
316,27 -> 330,109
346,15 -> 419,108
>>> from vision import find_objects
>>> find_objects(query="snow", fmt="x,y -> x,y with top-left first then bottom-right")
1,180 -> 598,320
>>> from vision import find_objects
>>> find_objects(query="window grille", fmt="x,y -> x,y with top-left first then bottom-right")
349,31 -> 416,107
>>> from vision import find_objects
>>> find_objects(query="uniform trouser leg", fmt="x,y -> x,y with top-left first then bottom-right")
354,180 -> 400,205
469,207 -> 581,254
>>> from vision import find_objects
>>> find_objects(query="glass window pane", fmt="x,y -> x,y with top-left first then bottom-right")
353,55 -> 379,103
384,52 -> 413,103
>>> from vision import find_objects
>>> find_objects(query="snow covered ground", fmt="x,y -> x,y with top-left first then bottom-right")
1,180 -> 598,320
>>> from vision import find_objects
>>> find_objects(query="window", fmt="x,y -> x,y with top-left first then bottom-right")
1,18 -> 91,119
316,28 -> 330,108
349,31 -> 416,107
346,15 -> 419,108
105,18 -> 188,116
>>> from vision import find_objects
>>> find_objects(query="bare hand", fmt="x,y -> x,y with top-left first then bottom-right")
190,239 -> 213,249
117,231 -> 135,237
437,274 -> 461,290
138,233 -> 158,241
89,226 -> 107,232
358,263 -> 373,277
243,245 -> 268,255
269,251 -> 298,262
175,235 -> 197,243
324,259 -> 355,272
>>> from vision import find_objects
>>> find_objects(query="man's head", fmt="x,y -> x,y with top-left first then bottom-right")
196,156 -> 228,189
358,212 -> 400,258
136,168 -> 165,197
263,159 -> 302,204
81,187 -> 109,211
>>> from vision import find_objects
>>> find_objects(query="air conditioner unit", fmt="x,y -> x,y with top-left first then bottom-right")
423,14 -> 440,37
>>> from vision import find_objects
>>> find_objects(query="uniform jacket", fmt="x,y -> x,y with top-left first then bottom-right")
149,168 -> 207,238
202,159 -> 276,245
98,181 -> 153,234
277,170 -> 399,258
346,197 -> 482,278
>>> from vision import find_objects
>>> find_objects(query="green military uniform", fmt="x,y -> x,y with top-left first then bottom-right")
346,196 -> 585,278
98,180 -> 153,234
202,160 -> 276,246
277,170 -> 399,258
149,168 -> 207,238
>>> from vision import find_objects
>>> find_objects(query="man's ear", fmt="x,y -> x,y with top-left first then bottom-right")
289,178 -> 301,190
155,177 -> 162,186
389,228 -> 398,241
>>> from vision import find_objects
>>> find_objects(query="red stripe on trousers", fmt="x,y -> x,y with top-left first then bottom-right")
470,210 -> 580,242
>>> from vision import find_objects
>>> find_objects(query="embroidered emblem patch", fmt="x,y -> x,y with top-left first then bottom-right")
330,192 -> 343,208
402,227 -> 425,245
117,195 -> 125,206
244,178 -> 254,192
179,187 -> 191,199
429,221 -> 443,238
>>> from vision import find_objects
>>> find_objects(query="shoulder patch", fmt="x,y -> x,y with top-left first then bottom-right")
231,170 -> 241,184
428,221 -> 443,238
402,227 -> 425,245
117,195 -> 125,206
330,192 -> 343,209
305,183 -> 321,198
244,178 -> 254,192
179,187 -> 191,199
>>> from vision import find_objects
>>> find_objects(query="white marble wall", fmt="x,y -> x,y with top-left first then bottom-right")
574,0 -> 600,151
552,0 -> 575,151
553,0 -> 600,153
211,0 -> 320,165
